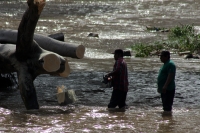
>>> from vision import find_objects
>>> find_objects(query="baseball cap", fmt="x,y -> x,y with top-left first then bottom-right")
158,50 -> 170,56
111,49 -> 124,55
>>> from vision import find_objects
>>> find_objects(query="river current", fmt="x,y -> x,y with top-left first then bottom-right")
1,0 -> 200,132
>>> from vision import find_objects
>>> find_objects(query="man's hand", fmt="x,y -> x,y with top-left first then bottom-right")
157,89 -> 161,93
105,73 -> 110,77
162,73 -> 174,93
162,86 -> 167,93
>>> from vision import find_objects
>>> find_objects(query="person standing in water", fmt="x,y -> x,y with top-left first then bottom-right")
157,50 -> 176,112
105,49 -> 129,109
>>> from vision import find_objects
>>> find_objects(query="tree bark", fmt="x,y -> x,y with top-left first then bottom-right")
16,0 -> 45,110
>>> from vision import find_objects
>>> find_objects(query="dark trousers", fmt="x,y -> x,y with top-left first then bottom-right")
108,89 -> 127,108
161,89 -> 175,111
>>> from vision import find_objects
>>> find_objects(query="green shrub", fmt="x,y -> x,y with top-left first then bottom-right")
131,24 -> 200,57
131,42 -> 164,57
169,24 -> 195,39
168,24 -> 200,53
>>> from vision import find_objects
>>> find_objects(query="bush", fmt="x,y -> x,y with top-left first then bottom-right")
131,24 -> 200,57
168,24 -> 200,53
131,42 -> 164,57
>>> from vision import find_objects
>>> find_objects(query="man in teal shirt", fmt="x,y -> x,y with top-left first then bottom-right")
157,51 -> 176,112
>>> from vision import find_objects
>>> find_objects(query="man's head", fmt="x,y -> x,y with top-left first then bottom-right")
159,50 -> 170,63
114,49 -> 123,60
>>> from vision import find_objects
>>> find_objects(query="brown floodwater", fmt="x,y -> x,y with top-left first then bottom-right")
1,0 -> 200,132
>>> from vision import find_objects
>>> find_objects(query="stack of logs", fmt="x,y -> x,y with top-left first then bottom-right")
0,0 -> 85,110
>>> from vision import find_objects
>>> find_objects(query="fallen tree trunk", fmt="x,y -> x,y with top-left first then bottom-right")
0,0 -> 72,110
0,29 -> 85,59
0,43 -> 70,76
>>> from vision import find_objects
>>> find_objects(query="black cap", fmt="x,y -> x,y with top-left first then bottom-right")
158,50 -> 170,56
111,49 -> 123,54
112,49 -> 124,56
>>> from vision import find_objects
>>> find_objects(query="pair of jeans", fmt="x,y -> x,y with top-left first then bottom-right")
161,89 -> 175,111
108,89 -> 127,108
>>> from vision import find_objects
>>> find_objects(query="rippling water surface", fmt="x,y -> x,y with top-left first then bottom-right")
1,0 -> 200,132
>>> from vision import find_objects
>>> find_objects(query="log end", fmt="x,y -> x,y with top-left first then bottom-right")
43,54 -> 61,72
59,58 -> 70,77
34,0 -> 46,15
76,45 -> 85,59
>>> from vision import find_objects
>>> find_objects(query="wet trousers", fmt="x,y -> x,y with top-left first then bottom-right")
161,89 -> 175,111
108,89 -> 127,108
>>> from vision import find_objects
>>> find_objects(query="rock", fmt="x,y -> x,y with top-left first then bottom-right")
193,55 -> 199,59
146,26 -> 160,31
87,33 -> 99,38
146,26 -> 170,32
123,50 -> 132,57
184,53 -> 193,59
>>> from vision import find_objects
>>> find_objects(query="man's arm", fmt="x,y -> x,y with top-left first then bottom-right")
106,61 -> 121,77
162,73 -> 174,93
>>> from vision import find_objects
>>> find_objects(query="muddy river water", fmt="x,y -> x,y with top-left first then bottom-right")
1,0 -> 200,132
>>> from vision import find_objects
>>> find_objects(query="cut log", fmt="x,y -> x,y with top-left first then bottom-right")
59,58 -> 70,77
48,33 -> 64,41
0,43 -> 70,75
42,53 -> 61,72
0,29 -> 85,59
178,51 -> 191,56
56,85 -> 77,105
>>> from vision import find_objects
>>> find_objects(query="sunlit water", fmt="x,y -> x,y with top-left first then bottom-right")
1,106 -> 200,133
1,0 -> 200,132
